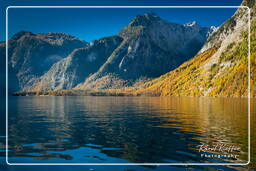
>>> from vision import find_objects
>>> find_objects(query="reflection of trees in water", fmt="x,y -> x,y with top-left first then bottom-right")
251,99 -> 256,165
147,97 -> 248,161
7,96 -> 249,163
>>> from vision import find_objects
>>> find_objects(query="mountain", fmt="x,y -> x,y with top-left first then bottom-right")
129,0 -> 255,97
6,31 -> 87,92
6,13 -> 215,93
30,36 -> 123,91
5,1 -> 255,98
75,13 -> 215,90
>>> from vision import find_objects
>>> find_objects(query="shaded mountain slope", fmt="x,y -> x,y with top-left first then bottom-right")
7,31 -> 87,92
76,13 -> 215,90
31,36 -> 123,90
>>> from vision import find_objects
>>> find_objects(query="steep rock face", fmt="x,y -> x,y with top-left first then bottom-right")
31,36 -> 123,90
132,0 -> 255,97
76,13 -> 215,89
7,31 -> 87,92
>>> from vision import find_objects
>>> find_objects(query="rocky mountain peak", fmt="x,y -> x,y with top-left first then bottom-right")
42,32 -> 80,41
11,31 -> 35,40
183,21 -> 202,33
184,21 -> 199,27
11,31 -> 86,43
129,12 -> 161,27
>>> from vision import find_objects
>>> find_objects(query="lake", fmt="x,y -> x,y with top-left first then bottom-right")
0,96 -> 253,170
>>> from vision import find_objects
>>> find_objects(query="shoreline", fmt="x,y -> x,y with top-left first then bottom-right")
11,90 -> 254,98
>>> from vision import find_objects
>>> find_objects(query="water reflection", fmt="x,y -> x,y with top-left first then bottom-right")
7,96 -> 248,164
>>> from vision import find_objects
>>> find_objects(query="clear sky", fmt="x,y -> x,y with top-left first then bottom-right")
1,0 -> 243,42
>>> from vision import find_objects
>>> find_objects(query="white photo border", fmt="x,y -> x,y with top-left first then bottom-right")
5,5 -> 251,166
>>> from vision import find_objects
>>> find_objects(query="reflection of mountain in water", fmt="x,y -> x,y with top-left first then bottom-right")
7,97 -> 248,163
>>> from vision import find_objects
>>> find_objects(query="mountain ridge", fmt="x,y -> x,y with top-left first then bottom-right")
7,13 -> 215,92
75,13 -> 215,90
7,9 -> 252,97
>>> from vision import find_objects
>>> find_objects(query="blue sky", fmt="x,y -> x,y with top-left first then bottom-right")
1,0 -> 243,42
